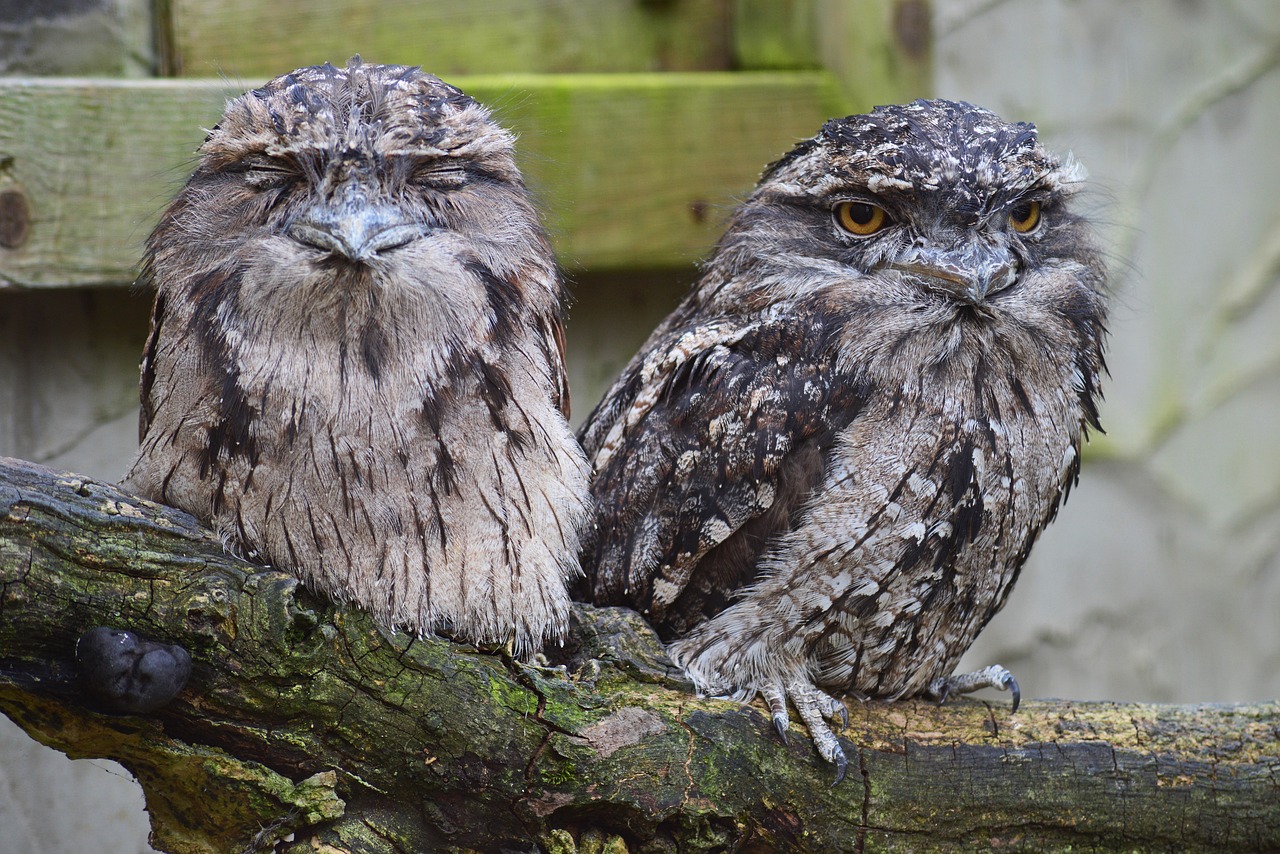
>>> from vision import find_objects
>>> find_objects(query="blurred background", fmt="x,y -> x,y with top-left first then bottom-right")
1,1 -> 1277,850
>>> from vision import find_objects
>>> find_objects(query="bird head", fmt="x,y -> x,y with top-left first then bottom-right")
145,58 -> 560,364
704,99 -> 1103,326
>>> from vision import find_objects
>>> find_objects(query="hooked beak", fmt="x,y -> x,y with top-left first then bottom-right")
288,188 -> 425,263
892,242 -> 1018,305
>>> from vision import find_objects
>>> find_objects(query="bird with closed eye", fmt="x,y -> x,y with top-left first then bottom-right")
122,59 -> 590,657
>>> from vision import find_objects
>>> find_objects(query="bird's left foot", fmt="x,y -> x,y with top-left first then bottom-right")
762,679 -> 851,784
926,664 -> 1020,712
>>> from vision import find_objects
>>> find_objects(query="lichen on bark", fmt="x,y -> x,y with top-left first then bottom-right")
2,456 -> 1278,852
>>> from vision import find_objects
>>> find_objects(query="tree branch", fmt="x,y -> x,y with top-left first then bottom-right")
1,455 -> 1277,852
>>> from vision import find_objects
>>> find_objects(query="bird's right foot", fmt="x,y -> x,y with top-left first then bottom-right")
762,678 -> 851,784
926,664 -> 1021,711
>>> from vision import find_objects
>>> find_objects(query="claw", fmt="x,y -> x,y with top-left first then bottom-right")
831,748 -> 848,786
773,712 -> 790,744
789,680 -> 851,784
926,674 -> 951,705
752,679 -> 853,782
1004,672 -> 1021,713
761,682 -> 791,745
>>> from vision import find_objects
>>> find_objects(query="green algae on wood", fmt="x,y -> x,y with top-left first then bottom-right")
2,456 -> 1278,852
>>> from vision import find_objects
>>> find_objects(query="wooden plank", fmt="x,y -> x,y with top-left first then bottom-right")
813,0 -> 933,106
166,0 -> 732,77
0,0 -> 153,77
493,72 -> 848,269
0,72 -> 847,288
735,0 -> 932,106
0,78 -> 233,290
733,0 -> 823,70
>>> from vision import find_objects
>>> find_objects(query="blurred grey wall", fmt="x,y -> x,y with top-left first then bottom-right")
940,0 -> 1280,704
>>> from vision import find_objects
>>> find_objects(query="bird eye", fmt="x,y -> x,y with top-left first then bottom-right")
243,159 -> 297,189
1009,199 -> 1042,233
412,163 -> 467,188
833,201 -> 889,236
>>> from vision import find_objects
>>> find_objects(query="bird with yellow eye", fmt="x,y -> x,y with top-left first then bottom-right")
834,200 -> 889,235
1009,199 -> 1042,232
577,99 -> 1107,783
833,197 -> 1042,237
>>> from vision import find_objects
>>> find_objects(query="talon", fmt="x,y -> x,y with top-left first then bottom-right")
761,682 -> 791,744
1004,673 -> 1021,713
831,748 -> 848,786
835,702 -> 849,731
935,683 -> 951,705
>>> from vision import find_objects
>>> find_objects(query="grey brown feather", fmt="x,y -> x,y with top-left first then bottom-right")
122,58 -> 590,656
579,100 -> 1107,777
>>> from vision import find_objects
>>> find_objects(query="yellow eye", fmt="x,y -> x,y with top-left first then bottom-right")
834,201 -> 889,236
1009,199 -> 1042,233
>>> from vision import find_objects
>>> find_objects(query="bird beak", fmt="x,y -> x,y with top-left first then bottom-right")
288,185 -> 425,263
892,241 -> 1018,305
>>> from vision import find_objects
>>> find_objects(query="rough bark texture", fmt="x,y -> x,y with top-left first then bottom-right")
1,455 -> 1277,853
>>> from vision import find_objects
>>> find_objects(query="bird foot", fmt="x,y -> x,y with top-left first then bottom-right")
762,679 -> 851,784
926,664 -> 1020,712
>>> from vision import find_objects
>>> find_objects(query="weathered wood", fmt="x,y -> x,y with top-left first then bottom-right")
166,0 -> 733,77
1,455 -> 1278,853
0,78 -> 228,290
0,0 -> 154,77
734,0 -> 933,104
0,72 -> 846,288
813,0 -> 933,105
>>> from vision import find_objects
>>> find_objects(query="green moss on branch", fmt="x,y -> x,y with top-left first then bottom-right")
2,457 -> 1278,852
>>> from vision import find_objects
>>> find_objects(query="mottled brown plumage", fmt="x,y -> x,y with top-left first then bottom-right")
579,100 -> 1107,778
121,58 -> 590,656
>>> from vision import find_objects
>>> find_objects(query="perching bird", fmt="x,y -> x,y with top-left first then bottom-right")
121,58 -> 590,656
579,100 -> 1107,779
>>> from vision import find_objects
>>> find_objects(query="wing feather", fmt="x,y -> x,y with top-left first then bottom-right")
580,310 -> 865,632
136,270 -> 166,441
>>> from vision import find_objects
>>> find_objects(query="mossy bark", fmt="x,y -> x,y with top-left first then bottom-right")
1,456 -> 1277,853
